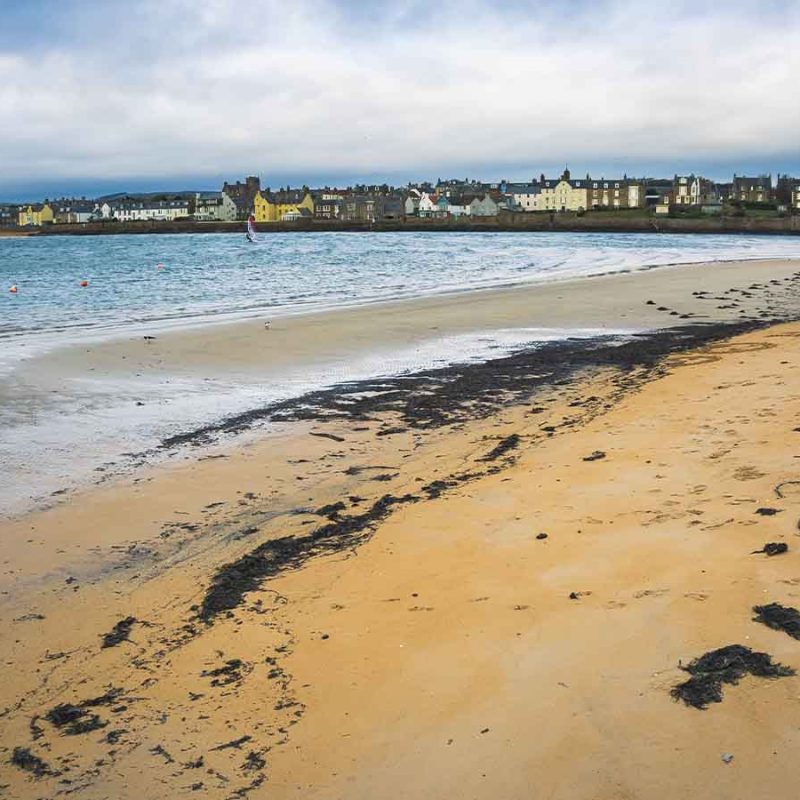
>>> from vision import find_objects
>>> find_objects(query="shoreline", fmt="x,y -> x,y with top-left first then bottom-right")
20,212 -> 800,236
1,317 -> 800,798
1,256 -> 799,518
3,253 -> 798,363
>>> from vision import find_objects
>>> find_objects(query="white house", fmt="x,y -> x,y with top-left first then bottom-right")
194,192 -> 237,222
446,201 -> 471,217
404,189 -> 421,216
112,198 -> 191,222
418,192 -> 438,217
469,195 -> 500,217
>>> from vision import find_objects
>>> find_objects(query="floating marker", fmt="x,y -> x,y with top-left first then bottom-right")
9,284 -> 17,293
80,280 -> 89,287
156,263 -> 164,270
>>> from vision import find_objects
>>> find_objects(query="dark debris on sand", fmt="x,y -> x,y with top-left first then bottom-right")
582,450 -> 606,462
44,688 -> 123,736
201,659 -> 250,687
10,747 -> 55,778
100,616 -> 136,648
199,494 -> 418,621
671,644 -> 794,709
477,433 -> 520,462
751,543 -> 788,556
159,321 -> 771,449
753,603 -> 800,639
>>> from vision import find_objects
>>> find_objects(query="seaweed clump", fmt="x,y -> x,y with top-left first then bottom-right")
101,616 -> 136,648
751,543 -> 788,556
753,603 -> 800,639
43,688 -> 123,735
671,644 -> 793,709
199,493 -> 418,621
10,747 -> 54,778
477,434 -> 520,462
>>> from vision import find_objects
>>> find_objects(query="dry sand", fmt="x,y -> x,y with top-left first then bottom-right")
1,260 -> 800,799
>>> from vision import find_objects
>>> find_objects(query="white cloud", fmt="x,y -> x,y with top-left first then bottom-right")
1,0 -> 799,188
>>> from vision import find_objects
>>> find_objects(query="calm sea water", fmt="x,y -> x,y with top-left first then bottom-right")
1,230 -> 798,515
2,230 -> 799,347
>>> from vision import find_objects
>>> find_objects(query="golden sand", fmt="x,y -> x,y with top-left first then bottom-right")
1,315 -> 800,798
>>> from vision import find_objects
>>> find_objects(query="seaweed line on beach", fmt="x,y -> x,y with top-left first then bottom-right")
199,493 -> 419,621
158,320 -> 774,452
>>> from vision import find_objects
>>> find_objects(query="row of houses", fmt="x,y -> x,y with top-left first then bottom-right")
4,172 -> 800,228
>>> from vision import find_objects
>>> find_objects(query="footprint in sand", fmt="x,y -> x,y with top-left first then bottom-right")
733,466 -> 766,481
633,588 -> 669,599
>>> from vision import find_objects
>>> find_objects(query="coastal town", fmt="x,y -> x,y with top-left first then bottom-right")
3,170 -> 800,229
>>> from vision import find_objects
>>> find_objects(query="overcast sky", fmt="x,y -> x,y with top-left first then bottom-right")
1,0 -> 799,200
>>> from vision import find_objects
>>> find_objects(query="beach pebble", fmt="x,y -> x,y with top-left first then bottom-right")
583,450 -> 606,462
721,753 -> 734,764
536,532 -> 548,540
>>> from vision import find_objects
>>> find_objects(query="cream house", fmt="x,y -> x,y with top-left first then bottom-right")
510,184 -> 541,211
535,170 -> 588,212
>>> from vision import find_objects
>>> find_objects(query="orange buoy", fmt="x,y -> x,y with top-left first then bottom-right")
80,280 -> 89,287
9,284 -> 17,293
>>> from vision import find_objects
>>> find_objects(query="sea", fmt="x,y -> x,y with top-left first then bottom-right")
1,230 -> 798,514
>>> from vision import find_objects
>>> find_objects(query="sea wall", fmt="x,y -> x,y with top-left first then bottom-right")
27,212 -> 800,236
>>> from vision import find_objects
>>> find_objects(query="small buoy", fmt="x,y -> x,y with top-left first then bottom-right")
80,280 -> 89,287
9,284 -> 17,293
156,263 -> 164,270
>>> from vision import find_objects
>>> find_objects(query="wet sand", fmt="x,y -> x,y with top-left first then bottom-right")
14,257 -> 800,385
3,256 -> 800,516
1,260 -> 800,798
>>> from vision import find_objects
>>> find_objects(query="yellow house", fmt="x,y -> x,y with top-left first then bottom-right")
253,190 -> 314,222
18,203 -> 55,226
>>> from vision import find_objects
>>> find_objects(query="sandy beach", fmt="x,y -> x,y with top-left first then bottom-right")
3,255 -> 800,516
2,257 -> 800,799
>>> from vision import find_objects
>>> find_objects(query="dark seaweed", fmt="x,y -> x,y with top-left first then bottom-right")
160,322 -> 769,449
10,747 -> 54,778
101,616 -> 136,648
753,603 -> 800,639
671,644 -> 794,709
44,688 -> 123,735
243,751 -> 266,772
199,493 -> 418,620
751,543 -> 788,556
201,659 -> 248,687
45,704 -> 84,727
64,714 -> 106,736
211,735 -> 252,751
477,434 -> 520,462
316,501 -> 346,518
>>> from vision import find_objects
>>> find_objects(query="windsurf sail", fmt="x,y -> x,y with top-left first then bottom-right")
246,215 -> 257,242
